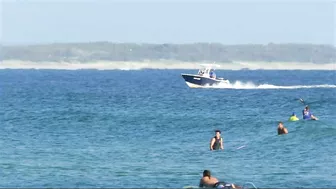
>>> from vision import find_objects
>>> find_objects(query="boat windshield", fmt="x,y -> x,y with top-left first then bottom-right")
198,67 -> 216,78
198,69 -> 205,75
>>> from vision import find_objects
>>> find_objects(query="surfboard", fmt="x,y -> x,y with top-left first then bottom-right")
183,186 -> 199,188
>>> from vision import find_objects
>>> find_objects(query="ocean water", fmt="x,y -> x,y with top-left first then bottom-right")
1,69 -> 336,188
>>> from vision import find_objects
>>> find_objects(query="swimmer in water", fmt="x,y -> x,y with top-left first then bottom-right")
199,170 -> 219,188
199,170 -> 239,189
277,121 -> 288,135
289,112 -> 299,121
210,130 -> 224,151
302,106 -> 318,120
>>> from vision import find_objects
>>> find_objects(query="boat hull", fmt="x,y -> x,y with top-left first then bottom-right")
181,74 -> 229,88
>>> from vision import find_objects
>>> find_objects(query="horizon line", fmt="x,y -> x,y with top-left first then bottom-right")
1,41 -> 336,47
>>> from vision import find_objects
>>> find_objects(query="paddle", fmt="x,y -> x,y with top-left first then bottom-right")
299,98 -> 305,105
298,98 -> 321,106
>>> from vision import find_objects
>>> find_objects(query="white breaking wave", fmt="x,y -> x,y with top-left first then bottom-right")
210,81 -> 336,89
0,60 -> 335,70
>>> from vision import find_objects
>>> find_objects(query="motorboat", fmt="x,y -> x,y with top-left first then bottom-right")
181,64 -> 230,88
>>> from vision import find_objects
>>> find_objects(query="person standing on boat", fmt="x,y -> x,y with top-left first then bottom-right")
210,130 -> 223,150
210,69 -> 216,79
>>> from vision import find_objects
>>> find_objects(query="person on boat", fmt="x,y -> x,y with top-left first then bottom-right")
199,170 -> 238,189
210,130 -> 223,150
288,112 -> 299,121
209,70 -> 216,79
302,106 -> 318,120
277,121 -> 288,135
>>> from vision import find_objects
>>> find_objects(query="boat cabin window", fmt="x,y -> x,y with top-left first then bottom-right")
203,69 -> 210,75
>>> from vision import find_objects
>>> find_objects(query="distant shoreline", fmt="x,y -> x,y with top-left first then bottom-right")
0,60 -> 335,70
1,42 -> 335,64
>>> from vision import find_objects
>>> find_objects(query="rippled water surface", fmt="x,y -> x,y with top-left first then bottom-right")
1,69 -> 335,188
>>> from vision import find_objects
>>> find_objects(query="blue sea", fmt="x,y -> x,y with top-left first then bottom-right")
1,69 -> 336,188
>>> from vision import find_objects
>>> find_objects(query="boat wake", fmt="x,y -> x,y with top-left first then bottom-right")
209,81 -> 336,89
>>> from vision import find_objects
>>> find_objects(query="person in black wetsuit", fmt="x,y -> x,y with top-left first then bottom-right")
277,121 -> 288,135
210,130 -> 224,151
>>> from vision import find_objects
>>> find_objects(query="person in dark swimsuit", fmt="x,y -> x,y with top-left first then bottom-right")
277,121 -> 288,135
210,130 -> 224,150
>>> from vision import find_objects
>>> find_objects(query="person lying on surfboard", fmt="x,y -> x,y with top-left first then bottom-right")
199,170 -> 219,188
302,106 -> 318,120
199,170 -> 239,189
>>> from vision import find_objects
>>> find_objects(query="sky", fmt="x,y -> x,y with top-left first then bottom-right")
0,0 -> 335,45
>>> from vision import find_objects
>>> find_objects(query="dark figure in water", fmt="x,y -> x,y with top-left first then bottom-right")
199,170 -> 240,189
199,170 -> 219,188
277,122 -> 288,135
210,130 -> 224,150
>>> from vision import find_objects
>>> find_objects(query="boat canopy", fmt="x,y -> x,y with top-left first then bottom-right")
196,63 -> 219,78
198,68 -> 216,78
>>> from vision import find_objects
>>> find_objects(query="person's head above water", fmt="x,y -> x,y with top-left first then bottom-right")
203,170 -> 211,178
215,130 -> 221,138
305,106 -> 310,110
289,112 -> 299,121
278,121 -> 284,128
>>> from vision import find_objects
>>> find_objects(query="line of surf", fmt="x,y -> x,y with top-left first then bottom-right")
0,60 -> 335,70
211,81 -> 336,89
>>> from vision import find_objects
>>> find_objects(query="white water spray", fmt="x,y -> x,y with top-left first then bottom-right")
210,81 -> 336,89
